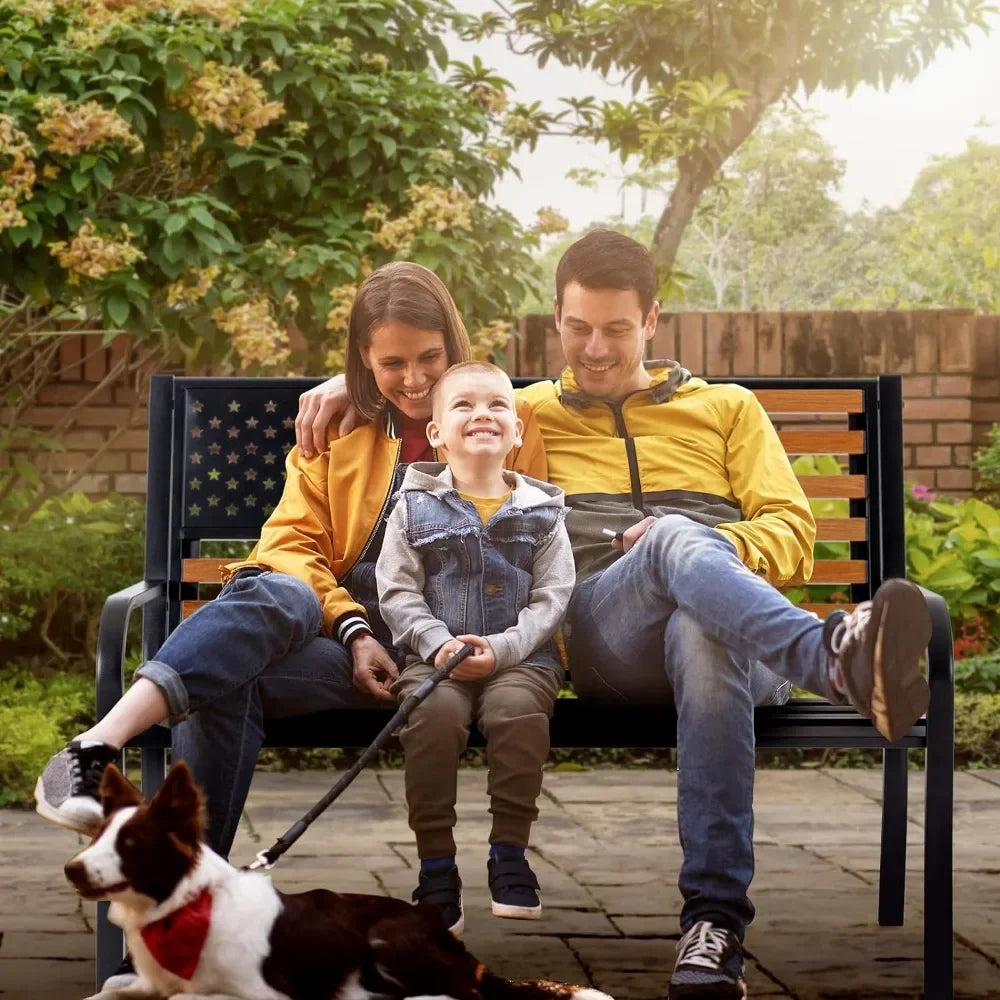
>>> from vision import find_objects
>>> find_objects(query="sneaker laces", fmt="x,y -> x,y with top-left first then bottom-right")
69,743 -> 114,797
830,601 -> 872,657
675,922 -> 731,970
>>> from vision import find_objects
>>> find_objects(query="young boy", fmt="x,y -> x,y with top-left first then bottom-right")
375,360 -> 573,937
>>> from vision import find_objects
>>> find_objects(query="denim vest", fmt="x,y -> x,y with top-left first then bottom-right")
401,489 -> 563,670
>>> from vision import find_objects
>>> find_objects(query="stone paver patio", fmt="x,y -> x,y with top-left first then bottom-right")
1,767 -> 999,999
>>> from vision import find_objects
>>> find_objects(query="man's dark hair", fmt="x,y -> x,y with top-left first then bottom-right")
555,229 -> 658,316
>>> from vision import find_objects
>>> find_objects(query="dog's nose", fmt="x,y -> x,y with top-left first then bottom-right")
64,859 -> 86,885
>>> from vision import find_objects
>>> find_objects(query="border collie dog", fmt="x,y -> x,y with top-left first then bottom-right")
66,762 -> 614,1000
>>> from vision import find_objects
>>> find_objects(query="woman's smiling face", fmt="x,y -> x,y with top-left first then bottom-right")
362,321 -> 450,420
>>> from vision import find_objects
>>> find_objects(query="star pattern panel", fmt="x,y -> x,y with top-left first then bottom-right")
181,387 -> 301,530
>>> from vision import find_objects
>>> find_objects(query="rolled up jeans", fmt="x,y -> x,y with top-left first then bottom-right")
566,514 -> 834,938
134,569 -> 379,856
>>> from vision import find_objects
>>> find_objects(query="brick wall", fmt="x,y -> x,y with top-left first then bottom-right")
15,310 -> 1000,502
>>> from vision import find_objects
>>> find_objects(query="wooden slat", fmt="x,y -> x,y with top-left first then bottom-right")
183,558 -> 231,583
809,560 -> 868,584
815,517 -> 867,541
778,430 -> 864,454
182,600 -> 208,619
754,388 -> 864,413
801,603 -> 857,617
797,474 -> 866,499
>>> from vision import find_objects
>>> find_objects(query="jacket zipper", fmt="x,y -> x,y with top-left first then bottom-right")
606,393 -> 649,516
348,436 -> 402,574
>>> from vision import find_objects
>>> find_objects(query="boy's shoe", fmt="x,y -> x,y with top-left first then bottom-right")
34,740 -> 119,834
413,866 -> 464,937
488,856 -> 542,920
825,578 -> 932,744
668,921 -> 746,999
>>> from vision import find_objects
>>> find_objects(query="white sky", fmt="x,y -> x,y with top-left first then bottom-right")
447,5 -> 1000,230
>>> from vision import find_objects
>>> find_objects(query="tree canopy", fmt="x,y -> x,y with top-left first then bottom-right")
461,0 -> 995,285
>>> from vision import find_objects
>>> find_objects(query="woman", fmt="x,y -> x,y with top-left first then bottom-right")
35,262 -> 547,862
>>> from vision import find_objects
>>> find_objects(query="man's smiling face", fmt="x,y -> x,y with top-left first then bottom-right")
556,282 -> 658,402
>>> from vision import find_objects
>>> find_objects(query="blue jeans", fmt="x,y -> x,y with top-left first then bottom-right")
566,515 -> 839,938
134,570 -> 378,857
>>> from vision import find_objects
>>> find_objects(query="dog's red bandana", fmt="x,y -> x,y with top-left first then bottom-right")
140,887 -> 213,981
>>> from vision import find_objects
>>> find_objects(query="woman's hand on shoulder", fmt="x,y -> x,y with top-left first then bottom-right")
296,375 -> 360,458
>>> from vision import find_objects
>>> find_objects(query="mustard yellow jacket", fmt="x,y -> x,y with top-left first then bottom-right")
515,365 -> 816,587
226,402 -> 548,636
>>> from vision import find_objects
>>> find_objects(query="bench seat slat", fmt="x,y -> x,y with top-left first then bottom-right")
798,474 -> 866,498
754,388 -> 864,413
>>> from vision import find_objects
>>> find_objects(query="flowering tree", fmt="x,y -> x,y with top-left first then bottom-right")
0,0 -> 562,516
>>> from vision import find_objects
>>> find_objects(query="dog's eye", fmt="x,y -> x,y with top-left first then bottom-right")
121,835 -> 136,849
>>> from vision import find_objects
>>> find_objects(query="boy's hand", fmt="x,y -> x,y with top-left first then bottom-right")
296,375 -> 362,458
350,635 -> 398,702
436,635 -> 496,680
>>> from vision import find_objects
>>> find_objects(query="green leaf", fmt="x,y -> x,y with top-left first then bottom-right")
376,134 -> 397,158
164,214 -> 187,236
93,161 -> 113,188
106,294 -> 130,328
163,233 -> 189,263
165,60 -> 187,92
190,206 -> 215,230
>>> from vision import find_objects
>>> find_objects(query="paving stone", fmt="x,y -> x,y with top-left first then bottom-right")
5,766 -> 1000,997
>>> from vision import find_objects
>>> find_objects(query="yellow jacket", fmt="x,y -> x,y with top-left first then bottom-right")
515,365 -> 816,587
226,402 -> 548,638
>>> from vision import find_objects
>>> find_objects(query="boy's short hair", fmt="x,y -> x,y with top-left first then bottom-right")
555,229 -> 658,316
430,360 -> 513,417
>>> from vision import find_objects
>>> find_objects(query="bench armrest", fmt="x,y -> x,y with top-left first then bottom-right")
96,581 -> 165,720
916,584 -> 954,774
916,585 -> 953,693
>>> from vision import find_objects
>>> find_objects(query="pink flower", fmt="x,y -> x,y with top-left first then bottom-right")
911,484 -> 937,502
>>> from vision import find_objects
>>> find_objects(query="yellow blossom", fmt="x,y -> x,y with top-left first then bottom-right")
325,283 -> 357,334
212,297 -> 291,370
533,206 -> 569,236
167,264 -> 220,306
173,62 -> 285,147
370,184 -> 475,256
0,115 -> 37,232
48,219 -> 145,283
361,52 -> 389,73
36,96 -> 144,157
470,319 -> 512,362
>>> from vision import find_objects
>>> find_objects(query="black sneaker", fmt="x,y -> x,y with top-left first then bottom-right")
488,856 -> 542,920
413,866 -> 464,937
668,921 -> 746,999
825,578 -> 931,743
102,954 -> 136,991
34,740 -> 119,834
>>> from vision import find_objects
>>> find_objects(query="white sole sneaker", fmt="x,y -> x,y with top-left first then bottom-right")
491,900 -> 542,920
33,777 -> 101,835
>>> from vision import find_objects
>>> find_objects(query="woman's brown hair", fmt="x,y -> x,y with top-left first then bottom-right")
345,262 -> 472,420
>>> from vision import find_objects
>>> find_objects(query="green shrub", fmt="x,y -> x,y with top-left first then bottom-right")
0,491 -> 144,667
904,492 -> 1000,641
972,423 -> 1000,502
954,649 -> 1000,694
0,667 -> 94,804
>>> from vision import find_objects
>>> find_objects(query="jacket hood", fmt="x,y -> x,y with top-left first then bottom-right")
399,463 -> 565,510
559,359 -> 694,406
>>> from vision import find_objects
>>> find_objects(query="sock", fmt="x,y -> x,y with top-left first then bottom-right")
420,855 -> 455,874
489,843 -> 525,863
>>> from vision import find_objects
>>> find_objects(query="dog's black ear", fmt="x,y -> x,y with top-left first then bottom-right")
149,761 -> 205,846
99,764 -> 143,817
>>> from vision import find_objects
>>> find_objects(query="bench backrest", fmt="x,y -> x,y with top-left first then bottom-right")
140,374 -> 905,658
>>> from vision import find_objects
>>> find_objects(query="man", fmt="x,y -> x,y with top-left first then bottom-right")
296,230 -> 932,1000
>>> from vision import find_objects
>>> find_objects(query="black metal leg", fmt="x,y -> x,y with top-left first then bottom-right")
141,744 -> 167,798
878,747 -> 908,925
96,901 -> 125,989
921,590 -> 954,1000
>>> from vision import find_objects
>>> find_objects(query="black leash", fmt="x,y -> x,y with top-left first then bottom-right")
245,643 -> 475,871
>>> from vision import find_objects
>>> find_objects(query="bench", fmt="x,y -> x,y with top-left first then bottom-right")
95,372 -> 955,997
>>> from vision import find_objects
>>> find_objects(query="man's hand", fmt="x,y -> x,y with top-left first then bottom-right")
612,515 -> 659,554
295,375 -> 359,458
350,634 -> 398,702
435,635 -> 496,681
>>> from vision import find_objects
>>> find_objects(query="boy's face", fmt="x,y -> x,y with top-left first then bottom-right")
427,371 -> 523,463
555,281 -> 658,401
